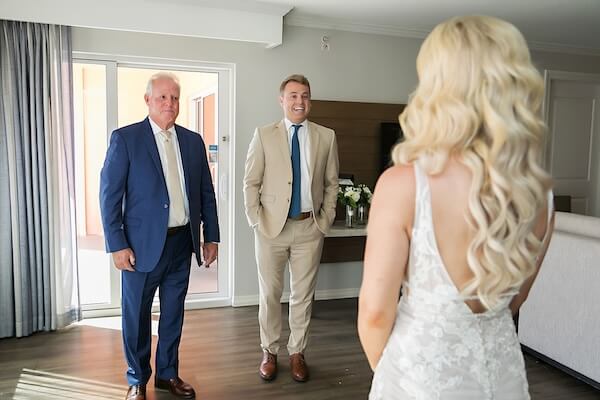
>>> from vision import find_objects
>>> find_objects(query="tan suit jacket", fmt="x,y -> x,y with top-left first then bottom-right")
243,120 -> 339,239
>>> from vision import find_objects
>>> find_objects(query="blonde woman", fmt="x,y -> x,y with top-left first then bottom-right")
358,16 -> 554,399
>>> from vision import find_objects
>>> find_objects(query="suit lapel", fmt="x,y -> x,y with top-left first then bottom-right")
142,118 -> 166,187
175,125 -> 192,198
275,121 -> 292,175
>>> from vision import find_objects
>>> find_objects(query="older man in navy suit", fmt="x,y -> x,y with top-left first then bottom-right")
100,72 -> 219,400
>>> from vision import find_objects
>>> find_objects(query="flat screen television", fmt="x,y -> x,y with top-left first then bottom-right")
380,122 -> 404,173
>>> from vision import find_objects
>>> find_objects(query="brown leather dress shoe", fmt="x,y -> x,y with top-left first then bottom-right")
155,377 -> 196,399
125,384 -> 146,400
259,351 -> 278,381
289,352 -> 309,382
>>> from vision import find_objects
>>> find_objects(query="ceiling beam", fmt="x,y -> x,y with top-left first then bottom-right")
1,0 -> 293,48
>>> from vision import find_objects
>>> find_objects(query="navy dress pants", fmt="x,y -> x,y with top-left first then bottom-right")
121,227 -> 193,385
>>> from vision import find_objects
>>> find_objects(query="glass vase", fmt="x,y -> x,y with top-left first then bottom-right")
345,205 -> 356,228
357,204 -> 367,225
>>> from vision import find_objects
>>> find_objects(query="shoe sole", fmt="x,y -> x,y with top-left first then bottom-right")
154,383 -> 196,399
259,371 -> 277,381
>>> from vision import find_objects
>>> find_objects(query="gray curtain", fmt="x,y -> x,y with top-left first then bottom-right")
0,20 -> 80,338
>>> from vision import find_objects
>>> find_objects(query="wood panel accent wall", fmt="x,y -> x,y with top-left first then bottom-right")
310,100 -> 405,263
310,100 -> 405,191
320,236 -> 366,264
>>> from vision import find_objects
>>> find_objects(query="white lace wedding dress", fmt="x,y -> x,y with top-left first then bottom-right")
369,165 -> 538,400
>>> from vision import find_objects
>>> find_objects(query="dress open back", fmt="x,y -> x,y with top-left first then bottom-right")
369,164 -> 551,400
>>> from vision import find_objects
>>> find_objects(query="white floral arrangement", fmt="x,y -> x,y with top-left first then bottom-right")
338,184 -> 372,208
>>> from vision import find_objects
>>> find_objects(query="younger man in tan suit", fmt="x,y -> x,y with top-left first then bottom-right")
243,74 -> 339,382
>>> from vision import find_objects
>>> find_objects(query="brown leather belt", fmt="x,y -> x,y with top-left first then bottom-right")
167,223 -> 189,236
288,211 -> 312,221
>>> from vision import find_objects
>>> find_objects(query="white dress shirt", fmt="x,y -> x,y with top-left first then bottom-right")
149,117 -> 190,226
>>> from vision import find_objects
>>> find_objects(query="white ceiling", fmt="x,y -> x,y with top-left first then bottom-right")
3,0 -> 599,52
259,0 -> 600,54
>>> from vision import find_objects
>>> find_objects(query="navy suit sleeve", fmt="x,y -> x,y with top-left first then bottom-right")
199,144 -> 220,243
99,131 -> 130,252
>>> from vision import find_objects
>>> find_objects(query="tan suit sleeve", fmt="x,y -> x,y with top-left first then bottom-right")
322,132 -> 339,228
243,128 -> 264,227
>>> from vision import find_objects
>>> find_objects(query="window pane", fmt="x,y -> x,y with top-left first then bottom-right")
117,67 -> 219,295
73,63 -> 112,306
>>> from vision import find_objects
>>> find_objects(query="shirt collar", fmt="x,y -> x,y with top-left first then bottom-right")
284,118 -> 307,133
148,117 -> 176,137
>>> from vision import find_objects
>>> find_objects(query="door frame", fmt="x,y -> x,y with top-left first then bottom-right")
74,53 -> 236,317
73,59 -> 121,316
542,70 -> 600,168
543,69 -> 600,216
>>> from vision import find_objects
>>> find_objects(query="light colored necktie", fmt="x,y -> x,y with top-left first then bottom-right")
160,130 -> 186,226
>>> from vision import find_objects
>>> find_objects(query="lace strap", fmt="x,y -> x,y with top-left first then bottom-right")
412,162 -> 430,226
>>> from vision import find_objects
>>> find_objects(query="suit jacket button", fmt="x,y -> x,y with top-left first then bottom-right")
164,204 -> 169,209
288,182 -> 291,185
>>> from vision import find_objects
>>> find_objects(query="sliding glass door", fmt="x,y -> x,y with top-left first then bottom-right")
73,57 -> 233,317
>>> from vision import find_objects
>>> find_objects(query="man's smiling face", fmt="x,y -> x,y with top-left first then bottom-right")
280,81 -> 311,124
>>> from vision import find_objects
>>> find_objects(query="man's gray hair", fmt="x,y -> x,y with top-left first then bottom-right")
145,72 -> 181,96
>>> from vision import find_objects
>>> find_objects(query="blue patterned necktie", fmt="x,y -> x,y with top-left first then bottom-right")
289,124 -> 302,218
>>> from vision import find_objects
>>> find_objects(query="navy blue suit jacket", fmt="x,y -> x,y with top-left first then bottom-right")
99,117 -> 219,272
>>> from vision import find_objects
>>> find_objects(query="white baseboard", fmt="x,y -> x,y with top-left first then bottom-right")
232,287 -> 359,307
232,295 -> 259,307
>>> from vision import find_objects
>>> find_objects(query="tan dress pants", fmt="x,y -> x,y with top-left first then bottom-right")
254,217 -> 325,355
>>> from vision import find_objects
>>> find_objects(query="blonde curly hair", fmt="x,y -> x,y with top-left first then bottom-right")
393,15 -> 552,309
